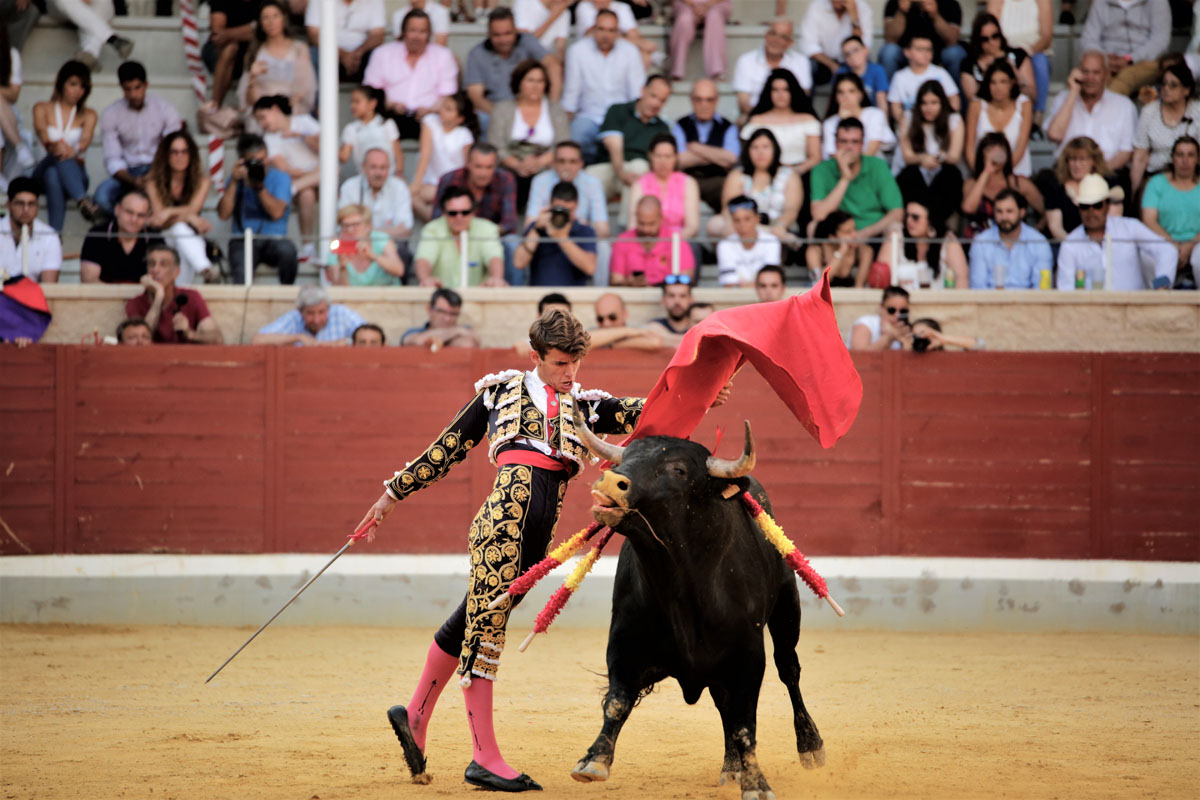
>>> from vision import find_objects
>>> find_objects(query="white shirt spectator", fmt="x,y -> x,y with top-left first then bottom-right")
733,47 -> 814,96
1048,88 -> 1137,163
338,173 -> 415,232
574,0 -> 637,37
264,114 -> 321,173
420,114 -> 475,185
717,228 -> 782,286
887,64 -> 959,112
305,0 -> 386,52
846,313 -> 901,349
1056,216 -> 1177,290
889,111 -> 961,172
391,3 -> 450,38
562,37 -> 646,125
824,107 -> 897,159
799,0 -> 873,61
100,94 -> 183,175
0,218 -> 61,281
341,115 -> 401,172
514,0 -> 570,51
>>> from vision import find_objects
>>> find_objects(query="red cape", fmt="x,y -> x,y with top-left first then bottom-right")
629,273 -> 862,449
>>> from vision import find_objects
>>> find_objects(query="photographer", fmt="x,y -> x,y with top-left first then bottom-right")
218,133 -> 298,284
512,181 -> 597,287
907,318 -> 982,352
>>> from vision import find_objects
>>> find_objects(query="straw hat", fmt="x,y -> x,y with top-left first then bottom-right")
1071,173 -> 1118,205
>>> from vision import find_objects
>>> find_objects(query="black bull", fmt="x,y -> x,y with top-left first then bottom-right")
569,413 -> 825,800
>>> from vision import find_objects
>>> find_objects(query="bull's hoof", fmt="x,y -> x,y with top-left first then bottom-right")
741,791 -> 775,800
798,747 -> 826,769
571,760 -> 610,783
720,770 -> 742,786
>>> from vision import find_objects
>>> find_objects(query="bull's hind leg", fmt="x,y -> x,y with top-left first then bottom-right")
768,581 -> 825,768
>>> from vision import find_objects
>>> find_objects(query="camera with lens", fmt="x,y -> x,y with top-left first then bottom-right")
549,205 -> 570,229
912,336 -> 931,353
245,159 -> 266,185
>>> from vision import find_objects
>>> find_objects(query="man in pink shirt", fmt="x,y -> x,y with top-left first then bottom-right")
363,9 -> 459,139
609,196 -> 694,286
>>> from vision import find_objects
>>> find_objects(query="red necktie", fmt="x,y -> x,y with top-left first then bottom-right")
544,385 -> 559,449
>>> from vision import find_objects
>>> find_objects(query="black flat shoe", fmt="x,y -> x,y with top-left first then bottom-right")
464,761 -> 542,792
386,705 -> 428,780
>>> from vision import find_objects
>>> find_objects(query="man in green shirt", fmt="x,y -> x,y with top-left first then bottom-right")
586,74 -> 672,206
810,117 -> 903,246
414,186 -> 507,287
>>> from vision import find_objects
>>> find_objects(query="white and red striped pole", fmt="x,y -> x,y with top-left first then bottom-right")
179,0 -> 225,190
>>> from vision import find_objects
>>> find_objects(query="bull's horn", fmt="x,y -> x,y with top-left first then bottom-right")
707,420 -> 756,478
570,403 -> 624,465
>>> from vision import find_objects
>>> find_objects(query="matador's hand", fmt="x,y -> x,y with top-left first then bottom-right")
357,491 -> 398,542
711,379 -> 733,408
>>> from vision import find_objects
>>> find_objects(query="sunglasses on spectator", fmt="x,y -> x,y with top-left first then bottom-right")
597,313 -> 619,324
883,305 -> 906,315
444,208 -> 473,217
983,32 -> 1003,42
663,274 -> 692,285
905,212 -> 926,221
1077,200 -> 1106,211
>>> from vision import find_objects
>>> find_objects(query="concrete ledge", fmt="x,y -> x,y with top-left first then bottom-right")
2,555 -> 1196,634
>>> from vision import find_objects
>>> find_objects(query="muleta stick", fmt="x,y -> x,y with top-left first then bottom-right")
204,520 -> 376,684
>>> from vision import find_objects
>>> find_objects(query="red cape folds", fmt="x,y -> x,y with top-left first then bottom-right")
629,273 -> 862,449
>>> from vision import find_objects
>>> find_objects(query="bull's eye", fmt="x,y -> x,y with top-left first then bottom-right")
671,465 -> 686,477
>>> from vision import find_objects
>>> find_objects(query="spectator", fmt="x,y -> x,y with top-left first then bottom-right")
810,118 -> 904,246
411,92 -> 478,220
525,141 -> 610,241
392,0 -> 451,47
824,72 -> 896,158
400,287 -> 481,347
80,189 -> 153,283
716,195 -> 781,287
801,0 -> 873,86
352,323 -> 387,346
339,147 -> 415,255
906,317 -> 981,350
893,79 -> 963,227
488,59 -> 569,211
960,12 -> 1034,108
754,264 -> 786,301
124,244 -> 224,344
31,60 -> 99,231
145,130 -> 214,287
687,301 -> 714,324
742,68 -> 822,174
1141,135 -> 1200,284
339,85 -> 403,178
837,35 -> 889,110
203,0 -> 257,109
629,133 -> 700,243
254,286 -> 366,346
96,62 -> 183,218
887,33 -> 961,122
0,0 -> 39,51
669,0 -> 731,82
805,210 -> 871,286
1039,136 -> 1124,242
987,0 -> 1052,130
46,0 -> 133,73
0,24 -> 25,180
326,204 -> 406,286
305,0 -> 386,84
433,143 -> 518,238
218,133 -> 298,284
587,74 -> 672,211
610,195 -> 695,285
880,0 -> 967,84
1079,0 -> 1171,97
965,60 -> 1033,177
538,292 -> 571,314
415,185 -> 507,287
733,18 -> 813,121
513,181 -> 597,286
465,7 -> 561,130
574,0 -> 658,71
967,188 -> 1052,288
643,276 -> 693,348
1047,51 -> 1137,172
562,8 -> 645,163
673,78 -> 740,214
254,95 -> 320,264
116,317 -> 152,346
881,198 -> 968,289
960,132 -> 1043,239
363,8 -> 458,140
514,0 -> 570,61
239,1 -> 317,118
589,291 -> 662,348
708,127 -> 801,243
1131,63 -> 1200,192
848,286 -> 910,350
0,177 -> 60,282
1057,173 -> 1177,290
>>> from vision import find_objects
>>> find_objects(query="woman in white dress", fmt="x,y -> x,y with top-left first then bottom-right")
987,0 -> 1052,128
822,72 -> 895,159
965,60 -> 1032,177
411,92 -> 479,220
741,67 -> 821,175
239,1 -> 316,119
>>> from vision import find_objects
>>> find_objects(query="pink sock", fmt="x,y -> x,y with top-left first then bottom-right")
462,678 -> 519,779
406,640 -> 458,751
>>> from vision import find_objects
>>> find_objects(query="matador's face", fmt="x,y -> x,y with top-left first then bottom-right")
532,348 -> 581,394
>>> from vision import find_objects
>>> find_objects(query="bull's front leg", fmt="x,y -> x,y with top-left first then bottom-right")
570,680 -> 638,783
711,664 -> 774,800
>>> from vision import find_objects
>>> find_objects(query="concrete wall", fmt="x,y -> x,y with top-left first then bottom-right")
38,284 -> 1200,352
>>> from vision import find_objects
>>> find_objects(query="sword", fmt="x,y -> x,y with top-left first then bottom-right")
205,520 -> 376,684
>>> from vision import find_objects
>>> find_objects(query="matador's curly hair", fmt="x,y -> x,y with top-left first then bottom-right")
529,309 -> 591,359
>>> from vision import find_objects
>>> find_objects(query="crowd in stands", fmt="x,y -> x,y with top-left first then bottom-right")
1,0 -> 1199,349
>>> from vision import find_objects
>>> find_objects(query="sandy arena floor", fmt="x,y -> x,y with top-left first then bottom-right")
1,625 -> 1197,799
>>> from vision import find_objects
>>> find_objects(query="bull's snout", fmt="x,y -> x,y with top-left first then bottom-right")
590,470 -> 632,526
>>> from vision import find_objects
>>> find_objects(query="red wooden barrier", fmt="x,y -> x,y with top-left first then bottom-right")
1,347 -> 1196,561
